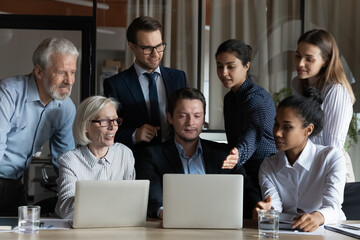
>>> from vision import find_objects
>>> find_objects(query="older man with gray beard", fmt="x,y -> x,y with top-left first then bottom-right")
0,37 -> 78,216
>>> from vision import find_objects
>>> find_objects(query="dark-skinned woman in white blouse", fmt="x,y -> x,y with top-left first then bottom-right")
254,88 -> 346,232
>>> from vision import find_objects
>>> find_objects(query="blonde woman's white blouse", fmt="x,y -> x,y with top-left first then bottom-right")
55,143 -> 135,219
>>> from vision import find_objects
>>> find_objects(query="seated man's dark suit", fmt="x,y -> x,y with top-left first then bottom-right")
103,65 -> 188,148
136,138 -> 261,219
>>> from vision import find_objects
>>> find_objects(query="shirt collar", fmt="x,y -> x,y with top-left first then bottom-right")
27,73 -> 63,108
134,62 -> 161,78
27,73 -> 41,102
46,98 -> 63,109
80,145 -> 112,168
294,139 -> 315,171
103,145 -> 115,164
174,138 -> 203,159
276,139 -> 315,173
230,76 -> 254,96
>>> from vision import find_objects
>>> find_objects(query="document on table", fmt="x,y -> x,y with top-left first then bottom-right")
280,226 -> 324,235
325,223 -> 360,239
278,212 -> 324,235
10,218 -> 71,231
39,218 -> 71,230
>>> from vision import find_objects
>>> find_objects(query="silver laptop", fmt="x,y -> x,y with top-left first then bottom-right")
163,174 -> 243,229
72,180 -> 149,229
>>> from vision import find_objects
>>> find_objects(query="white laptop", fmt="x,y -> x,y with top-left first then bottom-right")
72,180 -> 149,229
163,174 -> 243,229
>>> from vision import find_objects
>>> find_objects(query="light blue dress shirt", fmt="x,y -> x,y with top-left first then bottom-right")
174,139 -> 205,174
157,139 -> 206,216
0,73 -> 76,179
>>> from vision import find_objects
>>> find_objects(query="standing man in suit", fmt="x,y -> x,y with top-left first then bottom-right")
0,37 -> 78,216
136,88 -> 261,219
103,16 -> 188,151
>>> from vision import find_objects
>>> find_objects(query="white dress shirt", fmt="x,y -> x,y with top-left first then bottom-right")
55,143 -> 136,219
259,140 -> 347,224
133,63 -> 170,142
292,79 -> 352,148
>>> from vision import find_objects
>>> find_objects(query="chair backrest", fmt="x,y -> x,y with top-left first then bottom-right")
342,182 -> 360,220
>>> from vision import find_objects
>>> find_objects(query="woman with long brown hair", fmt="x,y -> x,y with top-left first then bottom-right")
292,29 -> 355,182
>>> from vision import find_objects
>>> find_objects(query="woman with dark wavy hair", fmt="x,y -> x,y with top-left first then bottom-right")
215,39 -> 277,189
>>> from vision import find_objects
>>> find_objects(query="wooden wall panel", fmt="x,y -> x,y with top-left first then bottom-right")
0,0 -> 127,27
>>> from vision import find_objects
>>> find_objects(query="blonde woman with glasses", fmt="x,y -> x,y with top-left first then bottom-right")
55,96 -> 135,219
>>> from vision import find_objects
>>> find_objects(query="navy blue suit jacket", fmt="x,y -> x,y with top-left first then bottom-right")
135,138 -> 261,218
103,65 -> 188,148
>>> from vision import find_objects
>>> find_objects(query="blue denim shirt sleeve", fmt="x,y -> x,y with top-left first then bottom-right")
49,100 -> 76,169
0,82 -> 15,163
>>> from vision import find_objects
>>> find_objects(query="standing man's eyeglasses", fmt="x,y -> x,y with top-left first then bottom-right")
134,42 -> 167,55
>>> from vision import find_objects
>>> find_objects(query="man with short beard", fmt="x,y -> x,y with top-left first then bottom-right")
136,88 -> 261,219
0,37 -> 79,216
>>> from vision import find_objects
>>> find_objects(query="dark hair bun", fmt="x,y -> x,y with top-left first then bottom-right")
277,87 -> 324,136
304,87 -> 323,105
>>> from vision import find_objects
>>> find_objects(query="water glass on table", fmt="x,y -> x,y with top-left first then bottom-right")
258,209 -> 280,238
18,205 -> 41,233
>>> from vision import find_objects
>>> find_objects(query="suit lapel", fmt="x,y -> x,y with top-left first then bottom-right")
163,140 -> 184,173
124,65 -> 149,120
201,139 -> 218,174
159,66 -> 173,99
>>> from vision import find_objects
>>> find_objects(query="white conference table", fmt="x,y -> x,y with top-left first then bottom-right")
0,219 -> 358,240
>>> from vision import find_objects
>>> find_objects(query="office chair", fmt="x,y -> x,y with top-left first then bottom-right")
40,164 -> 58,193
342,182 -> 360,220
34,164 -> 58,216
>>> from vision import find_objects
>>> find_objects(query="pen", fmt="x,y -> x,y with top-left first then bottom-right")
340,224 -> 360,231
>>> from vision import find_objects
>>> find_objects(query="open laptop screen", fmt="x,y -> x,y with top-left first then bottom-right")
163,174 -> 243,229
72,180 -> 149,229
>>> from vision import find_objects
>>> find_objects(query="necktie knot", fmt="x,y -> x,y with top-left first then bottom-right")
144,72 -> 158,84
